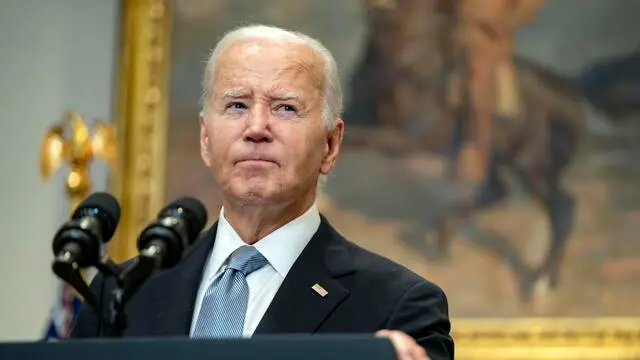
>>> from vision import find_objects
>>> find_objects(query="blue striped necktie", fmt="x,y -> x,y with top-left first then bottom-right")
192,245 -> 268,338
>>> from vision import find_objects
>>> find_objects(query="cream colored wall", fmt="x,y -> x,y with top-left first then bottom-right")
0,0 -> 119,341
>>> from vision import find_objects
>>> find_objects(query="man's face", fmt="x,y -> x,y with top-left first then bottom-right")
200,39 -> 343,206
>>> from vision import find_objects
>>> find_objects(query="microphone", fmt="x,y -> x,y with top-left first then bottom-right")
51,192 -> 121,308
137,197 -> 207,270
137,196 -> 208,269
52,192 -> 120,268
106,197 -> 207,337
120,197 -> 207,291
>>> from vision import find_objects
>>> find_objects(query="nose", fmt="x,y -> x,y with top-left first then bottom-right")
243,105 -> 273,143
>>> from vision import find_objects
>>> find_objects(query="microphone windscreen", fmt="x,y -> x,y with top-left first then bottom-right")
72,192 -> 121,241
159,196 -> 208,240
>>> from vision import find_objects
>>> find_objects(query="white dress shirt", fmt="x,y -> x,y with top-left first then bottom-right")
189,204 -> 321,337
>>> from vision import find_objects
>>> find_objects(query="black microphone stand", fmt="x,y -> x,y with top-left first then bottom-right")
51,252 -> 99,309
52,250 -> 124,337
93,254 -> 124,337
105,251 -> 163,337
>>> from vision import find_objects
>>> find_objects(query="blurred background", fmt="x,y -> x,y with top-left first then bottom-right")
0,0 -> 118,340
0,0 -> 638,356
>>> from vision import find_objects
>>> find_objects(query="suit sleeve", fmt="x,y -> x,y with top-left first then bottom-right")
384,280 -> 455,360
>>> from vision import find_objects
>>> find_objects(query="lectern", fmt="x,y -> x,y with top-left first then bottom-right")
0,335 -> 396,360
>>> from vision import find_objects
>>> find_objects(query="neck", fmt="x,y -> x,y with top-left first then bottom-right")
222,192 -> 316,245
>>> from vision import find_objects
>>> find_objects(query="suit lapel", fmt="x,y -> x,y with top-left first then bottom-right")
254,217 -> 354,334
149,222 -> 218,336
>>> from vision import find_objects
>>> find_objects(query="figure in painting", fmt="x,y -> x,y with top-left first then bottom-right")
437,0 -> 545,182
345,0 -> 587,300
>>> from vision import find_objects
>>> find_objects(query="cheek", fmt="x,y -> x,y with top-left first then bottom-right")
290,132 -> 325,171
207,131 -> 233,168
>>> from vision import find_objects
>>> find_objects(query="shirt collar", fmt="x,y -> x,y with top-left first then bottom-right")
206,203 -> 321,281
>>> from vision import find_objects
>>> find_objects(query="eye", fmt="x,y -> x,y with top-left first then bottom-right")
226,102 -> 247,110
276,104 -> 297,112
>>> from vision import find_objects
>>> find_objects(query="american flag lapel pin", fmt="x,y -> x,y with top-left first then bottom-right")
312,283 -> 328,297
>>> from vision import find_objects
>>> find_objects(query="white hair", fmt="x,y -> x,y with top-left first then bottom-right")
200,24 -> 343,129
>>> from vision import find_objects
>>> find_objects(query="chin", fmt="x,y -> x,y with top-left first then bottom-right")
230,184 -> 280,206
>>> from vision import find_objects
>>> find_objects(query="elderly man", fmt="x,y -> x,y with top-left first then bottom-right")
71,24 -> 454,360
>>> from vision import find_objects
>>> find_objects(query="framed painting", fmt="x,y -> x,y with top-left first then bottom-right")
109,0 -> 640,358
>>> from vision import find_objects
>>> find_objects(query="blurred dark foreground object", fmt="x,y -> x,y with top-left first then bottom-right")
0,335 -> 396,360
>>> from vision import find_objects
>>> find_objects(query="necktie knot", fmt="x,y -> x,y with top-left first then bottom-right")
227,245 -> 268,276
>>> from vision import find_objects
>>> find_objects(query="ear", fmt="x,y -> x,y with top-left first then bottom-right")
199,115 -> 212,168
320,119 -> 344,175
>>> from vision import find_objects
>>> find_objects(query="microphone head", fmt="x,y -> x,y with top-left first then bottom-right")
158,196 -> 207,243
52,192 -> 120,268
137,196 -> 207,269
72,192 -> 121,242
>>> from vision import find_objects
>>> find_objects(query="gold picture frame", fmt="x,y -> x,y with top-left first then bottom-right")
108,1 -> 640,358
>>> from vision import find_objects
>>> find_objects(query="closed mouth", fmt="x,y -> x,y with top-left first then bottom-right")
235,158 -> 277,165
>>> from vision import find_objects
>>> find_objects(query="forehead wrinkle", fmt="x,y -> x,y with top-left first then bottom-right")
213,43 -> 325,105
277,59 -> 324,92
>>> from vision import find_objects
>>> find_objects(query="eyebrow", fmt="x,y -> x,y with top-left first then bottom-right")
220,89 -> 302,102
221,90 -> 250,99
271,92 -> 300,101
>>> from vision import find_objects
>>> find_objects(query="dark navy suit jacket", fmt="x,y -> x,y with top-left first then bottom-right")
70,216 -> 454,359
